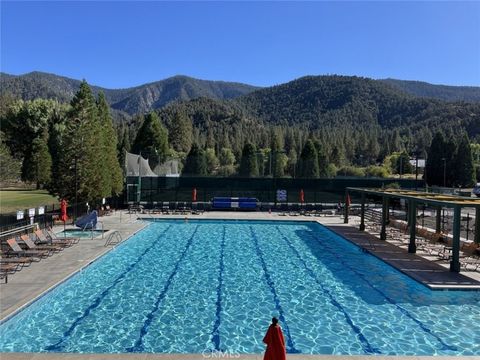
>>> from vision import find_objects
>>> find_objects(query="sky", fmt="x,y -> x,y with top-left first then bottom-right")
1,1 -> 479,88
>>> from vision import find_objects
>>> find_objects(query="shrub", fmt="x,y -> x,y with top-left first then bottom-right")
365,165 -> 390,178
337,166 -> 365,177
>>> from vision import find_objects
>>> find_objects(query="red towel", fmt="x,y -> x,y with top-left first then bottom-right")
263,325 -> 286,360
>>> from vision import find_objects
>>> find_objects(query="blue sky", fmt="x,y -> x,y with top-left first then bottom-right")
1,1 -> 479,88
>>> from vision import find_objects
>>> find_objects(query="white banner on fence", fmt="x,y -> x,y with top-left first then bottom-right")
16,211 -> 24,220
38,206 -> 45,215
28,208 -> 35,217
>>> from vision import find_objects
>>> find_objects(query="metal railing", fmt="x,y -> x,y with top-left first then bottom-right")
104,231 -> 122,247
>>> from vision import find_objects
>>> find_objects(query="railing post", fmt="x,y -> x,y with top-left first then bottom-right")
408,199 -> 417,253
343,190 -> 349,224
450,206 -> 461,272
436,206 -> 442,233
380,196 -> 387,240
475,207 -> 480,245
359,193 -> 365,231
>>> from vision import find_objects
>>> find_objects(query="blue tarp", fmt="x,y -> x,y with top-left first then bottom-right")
75,210 -> 98,230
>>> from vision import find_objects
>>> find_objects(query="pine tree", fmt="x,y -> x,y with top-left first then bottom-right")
297,140 -> 319,178
454,134 -> 475,187
169,110 -> 193,153
396,151 -> 413,175
22,131 -> 52,189
0,131 -> 21,183
131,112 -> 169,168
183,144 -> 207,176
238,143 -> 259,177
56,80 -> 103,203
97,92 -> 123,195
205,148 -> 219,175
117,126 -> 131,174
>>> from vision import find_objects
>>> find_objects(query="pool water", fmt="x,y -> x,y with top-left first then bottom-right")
56,230 -> 106,238
0,220 -> 479,355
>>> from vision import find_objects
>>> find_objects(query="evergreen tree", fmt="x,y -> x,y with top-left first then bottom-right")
218,147 -> 236,176
0,131 -> 21,183
56,80 -> 103,203
297,140 -> 319,178
205,148 -> 219,175
131,111 -> 169,168
425,132 -> 455,186
22,130 -> 52,189
238,143 -> 259,177
396,151 -> 414,175
183,144 -> 207,176
117,126 -> 131,174
169,110 -> 193,153
97,92 -> 123,195
454,134 -> 475,187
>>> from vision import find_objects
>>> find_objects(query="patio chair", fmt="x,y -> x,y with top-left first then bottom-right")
45,227 -> 80,244
20,235 -> 62,254
460,256 -> 480,271
6,238 -> 48,259
34,230 -> 74,248
0,255 -> 35,266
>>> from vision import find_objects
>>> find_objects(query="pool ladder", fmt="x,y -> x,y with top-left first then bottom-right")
104,231 -> 123,247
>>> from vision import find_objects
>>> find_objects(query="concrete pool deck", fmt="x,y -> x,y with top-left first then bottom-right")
1,211 -> 480,359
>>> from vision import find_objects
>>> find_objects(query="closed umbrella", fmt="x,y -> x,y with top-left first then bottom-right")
192,188 -> 197,202
60,199 -> 68,233
299,189 -> 305,203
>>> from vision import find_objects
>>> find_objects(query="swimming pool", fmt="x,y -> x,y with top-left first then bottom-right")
0,220 -> 479,355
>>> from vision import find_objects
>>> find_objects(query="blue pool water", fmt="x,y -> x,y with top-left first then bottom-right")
0,220 -> 479,355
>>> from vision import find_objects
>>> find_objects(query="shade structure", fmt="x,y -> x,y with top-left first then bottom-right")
300,189 -> 305,203
60,199 -> 68,223
192,188 -> 197,202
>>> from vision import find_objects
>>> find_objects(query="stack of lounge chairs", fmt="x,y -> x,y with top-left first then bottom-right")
0,228 -> 79,283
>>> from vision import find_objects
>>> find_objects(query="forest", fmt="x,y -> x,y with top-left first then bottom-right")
1,74 -> 479,204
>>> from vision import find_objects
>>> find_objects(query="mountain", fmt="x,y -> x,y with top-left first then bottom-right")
0,71 -> 259,115
380,78 -> 480,103
159,75 -> 480,156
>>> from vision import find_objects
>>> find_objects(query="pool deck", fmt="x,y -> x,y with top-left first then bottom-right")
1,211 -> 480,360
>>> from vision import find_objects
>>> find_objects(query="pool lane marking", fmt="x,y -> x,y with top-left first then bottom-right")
44,224 -> 173,352
126,224 -> 200,353
274,226 -> 380,355
305,228 -> 457,352
249,226 -> 300,354
211,225 -> 226,351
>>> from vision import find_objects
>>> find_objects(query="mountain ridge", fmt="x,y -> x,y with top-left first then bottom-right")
2,71 -> 480,118
0,71 -> 260,115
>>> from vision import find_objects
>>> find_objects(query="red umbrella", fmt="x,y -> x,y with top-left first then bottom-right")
345,194 -> 351,207
60,199 -> 68,222
192,188 -> 197,202
299,189 -> 305,203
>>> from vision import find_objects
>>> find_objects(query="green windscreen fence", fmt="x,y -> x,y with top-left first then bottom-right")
125,176 -> 423,204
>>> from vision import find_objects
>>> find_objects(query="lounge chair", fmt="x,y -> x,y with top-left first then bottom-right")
34,230 -> 74,247
20,235 -> 62,255
6,238 -> 47,259
0,256 -> 35,266
45,227 -> 80,244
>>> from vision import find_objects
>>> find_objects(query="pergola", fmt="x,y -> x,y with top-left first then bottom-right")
344,188 -> 480,272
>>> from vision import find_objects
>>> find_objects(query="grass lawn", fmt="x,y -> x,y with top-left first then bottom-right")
0,189 -> 59,214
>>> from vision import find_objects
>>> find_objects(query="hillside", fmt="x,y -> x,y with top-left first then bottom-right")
381,78 -> 480,103
0,72 -> 259,115
159,75 -> 480,160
